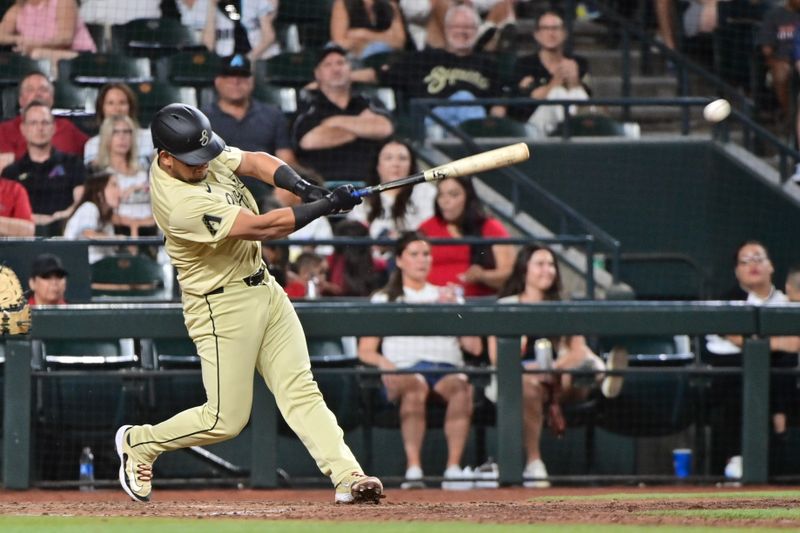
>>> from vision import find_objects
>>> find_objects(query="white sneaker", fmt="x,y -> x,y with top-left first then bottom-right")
601,347 -> 628,399
724,455 -> 742,480
523,459 -> 551,488
441,465 -> 474,490
400,466 -> 425,490
474,460 -> 499,489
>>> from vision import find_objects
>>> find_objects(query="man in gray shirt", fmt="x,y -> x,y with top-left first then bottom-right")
202,54 -> 296,201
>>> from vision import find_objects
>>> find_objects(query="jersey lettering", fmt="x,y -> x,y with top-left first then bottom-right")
202,214 -> 222,235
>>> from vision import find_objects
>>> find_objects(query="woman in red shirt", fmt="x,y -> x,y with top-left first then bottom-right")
418,177 -> 514,297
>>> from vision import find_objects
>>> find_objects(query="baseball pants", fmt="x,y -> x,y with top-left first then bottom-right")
126,274 -> 362,485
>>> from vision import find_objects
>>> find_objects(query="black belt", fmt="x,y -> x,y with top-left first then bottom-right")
205,267 -> 265,296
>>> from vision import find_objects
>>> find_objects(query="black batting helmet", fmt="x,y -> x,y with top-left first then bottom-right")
151,104 -> 225,165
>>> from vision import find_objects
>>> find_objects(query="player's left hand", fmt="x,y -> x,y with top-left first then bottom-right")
296,182 -> 330,203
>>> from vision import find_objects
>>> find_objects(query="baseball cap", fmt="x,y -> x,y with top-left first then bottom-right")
31,254 -> 68,278
219,53 -> 252,77
315,43 -> 348,67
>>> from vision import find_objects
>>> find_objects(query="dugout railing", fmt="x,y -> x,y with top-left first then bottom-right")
3,301 -> 800,489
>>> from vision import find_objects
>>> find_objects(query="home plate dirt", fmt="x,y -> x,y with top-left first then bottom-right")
1,486 -> 798,528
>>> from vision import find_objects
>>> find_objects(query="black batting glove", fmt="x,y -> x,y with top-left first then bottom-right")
326,184 -> 362,214
294,180 -> 330,202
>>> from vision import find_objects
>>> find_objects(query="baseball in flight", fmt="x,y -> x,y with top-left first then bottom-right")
703,98 -> 731,123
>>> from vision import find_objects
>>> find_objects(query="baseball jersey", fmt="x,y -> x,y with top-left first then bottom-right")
149,146 -> 265,296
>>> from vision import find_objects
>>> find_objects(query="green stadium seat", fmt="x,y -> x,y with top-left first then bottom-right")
52,80 -> 97,116
111,18 -> 204,59
458,116 -> 536,138
0,53 -> 51,87
257,49 -> 318,87
274,0 -> 332,48
59,53 -> 152,86
158,50 -> 222,89
90,254 -> 164,297
251,83 -> 297,113
130,81 -> 197,126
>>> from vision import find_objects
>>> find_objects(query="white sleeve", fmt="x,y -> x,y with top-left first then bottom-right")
63,203 -> 101,239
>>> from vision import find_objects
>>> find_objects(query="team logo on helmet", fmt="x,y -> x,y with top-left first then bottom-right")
199,129 -> 210,146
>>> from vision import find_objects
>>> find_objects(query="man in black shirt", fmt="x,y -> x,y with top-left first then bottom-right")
508,8 -> 590,132
292,44 -> 394,182
2,101 -> 85,236
352,4 -> 503,127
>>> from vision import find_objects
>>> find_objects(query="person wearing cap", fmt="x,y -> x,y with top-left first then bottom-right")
202,53 -> 295,202
114,103 -> 383,505
27,253 -> 68,306
292,44 -> 394,183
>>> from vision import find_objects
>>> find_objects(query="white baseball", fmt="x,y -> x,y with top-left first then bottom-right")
703,99 -> 731,123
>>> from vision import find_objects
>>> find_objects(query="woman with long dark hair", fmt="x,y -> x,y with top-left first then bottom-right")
418,176 -> 514,297
63,167 -> 120,263
358,231 -> 482,488
488,244 -> 626,488
348,138 -> 435,239
326,219 -> 386,296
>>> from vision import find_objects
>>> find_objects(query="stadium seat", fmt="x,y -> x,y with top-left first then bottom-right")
85,23 -> 109,53
131,81 -> 197,126
0,53 -> 51,87
90,254 -> 164,297
458,116 -> 536,138
158,50 -> 222,89
274,0 -> 332,48
59,53 -> 152,86
52,80 -> 97,116
257,50 -> 318,87
111,18 -> 204,59
251,83 -> 297,113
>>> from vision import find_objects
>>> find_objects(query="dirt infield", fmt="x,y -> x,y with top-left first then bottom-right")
1,486 -> 800,528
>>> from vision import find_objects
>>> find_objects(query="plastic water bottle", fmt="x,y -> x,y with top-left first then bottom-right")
306,277 -> 318,299
534,338 -> 553,371
79,447 -> 95,491
286,24 -> 301,53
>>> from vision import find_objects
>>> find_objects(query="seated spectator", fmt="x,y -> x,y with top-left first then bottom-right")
174,0 -> 279,58
352,4 -> 504,129
358,231 -> 483,489
0,0 -> 96,65
91,115 -> 156,237
758,0 -> 800,122
399,0 -> 449,50
292,43 -> 394,182
203,53 -> 295,201
284,251 -> 338,299
0,71 -> 89,169
705,240 -> 799,479
508,8 -> 590,134
63,167 -> 121,264
330,0 -> 409,59
271,165 -> 334,260
0,176 -> 35,236
84,83 -> 154,168
487,244 -> 626,488
327,219 -> 387,296
2,100 -> 86,235
418,176 -> 513,297
79,0 -> 161,25
348,138 -> 436,240
27,253 -> 67,305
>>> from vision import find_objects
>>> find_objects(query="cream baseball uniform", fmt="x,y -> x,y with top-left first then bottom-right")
125,146 -> 361,485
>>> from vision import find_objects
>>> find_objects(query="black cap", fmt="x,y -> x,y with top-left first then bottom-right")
219,53 -> 252,77
151,104 -> 226,165
315,43 -> 348,67
31,254 -> 68,278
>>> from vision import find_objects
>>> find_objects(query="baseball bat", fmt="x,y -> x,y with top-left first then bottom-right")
350,142 -> 530,198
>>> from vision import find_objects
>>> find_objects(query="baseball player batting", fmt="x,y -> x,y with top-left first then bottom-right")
114,104 -> 383,504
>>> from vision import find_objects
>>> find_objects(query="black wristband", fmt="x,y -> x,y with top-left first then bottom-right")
291,198 -> 332,230
274,164 -> 304,195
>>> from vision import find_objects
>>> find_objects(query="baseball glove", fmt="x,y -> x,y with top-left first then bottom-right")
0,265 -> 31,335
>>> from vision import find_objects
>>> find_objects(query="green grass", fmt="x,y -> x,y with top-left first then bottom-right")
647,508 -> 800,520
531,490 -> 800,502
0,518 -> 795,533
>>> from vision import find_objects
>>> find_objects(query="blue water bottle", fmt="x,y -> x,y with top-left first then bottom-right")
79,446 -> 95,492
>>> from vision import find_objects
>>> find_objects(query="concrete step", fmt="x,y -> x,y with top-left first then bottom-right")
591,75 -> 678,98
